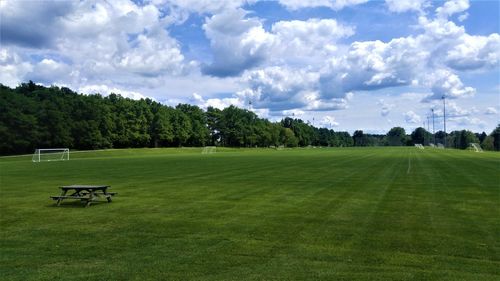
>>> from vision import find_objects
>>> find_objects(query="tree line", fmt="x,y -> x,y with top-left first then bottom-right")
1,82 -> 499,155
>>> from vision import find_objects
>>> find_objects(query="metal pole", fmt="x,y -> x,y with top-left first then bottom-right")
442,95 -> 446,147
431,109 -> 435,144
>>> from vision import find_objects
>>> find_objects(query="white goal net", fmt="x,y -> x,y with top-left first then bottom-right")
470,143 -> 483,152
201,146 -> 217,154
414,144 -> 424,149
32,148 -> 70,162
437,143 -> 445,149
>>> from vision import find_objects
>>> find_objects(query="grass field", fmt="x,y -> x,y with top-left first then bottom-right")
1,147 -> 499,280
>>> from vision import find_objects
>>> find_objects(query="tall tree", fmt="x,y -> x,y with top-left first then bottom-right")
386,127 -> 407,146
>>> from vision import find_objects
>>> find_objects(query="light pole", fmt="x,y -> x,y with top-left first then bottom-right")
431,108 -> 435,144
442,95 -> 447,147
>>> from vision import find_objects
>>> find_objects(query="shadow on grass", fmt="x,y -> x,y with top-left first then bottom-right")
47,200 -> 113,208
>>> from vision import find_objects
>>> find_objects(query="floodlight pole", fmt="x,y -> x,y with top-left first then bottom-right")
431,109 -> 435,144
442,95 -> 447,147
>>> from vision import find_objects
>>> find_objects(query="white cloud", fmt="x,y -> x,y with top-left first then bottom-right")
319,37 -> 427,99
457,12 -> 468,22
485,107 -> 498,115
278,0 -> 368,11
445,33 -> 500,71
449,116 -> 486,128
281,109 -> 305,118
271,18 -> 354,63
385,0 -> 429,13
405,111 -> 421,124
436,0 -> 469,19
189,92 -> 244,110
203,12 -> 354,76
0,49 -> 33,87
377,99 -> 394,117
78,84 -> 149,100
152,0 -> 252,14
424,70 -> 475,101
238,66 -> 320,111
114,28 -> 187,76
27,59 -> 72,84
202,9 -> 274,77
0,0 -> 189,90
318,116 -> 340,128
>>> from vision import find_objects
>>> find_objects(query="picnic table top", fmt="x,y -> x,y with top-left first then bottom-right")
60,185 -> 110,190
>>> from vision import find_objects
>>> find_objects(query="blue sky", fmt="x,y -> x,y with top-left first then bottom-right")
1,0 -> 499,134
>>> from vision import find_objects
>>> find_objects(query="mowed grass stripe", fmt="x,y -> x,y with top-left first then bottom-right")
0,147 -> 499,280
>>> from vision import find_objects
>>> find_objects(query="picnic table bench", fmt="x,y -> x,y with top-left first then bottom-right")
51,185 -> 116,207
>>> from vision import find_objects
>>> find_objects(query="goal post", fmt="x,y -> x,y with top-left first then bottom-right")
470,143 -> 483,152
201,146 -> 217,154
32,148 -> 70,162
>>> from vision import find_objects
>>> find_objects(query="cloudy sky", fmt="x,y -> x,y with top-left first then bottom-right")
1,0 -> 499,133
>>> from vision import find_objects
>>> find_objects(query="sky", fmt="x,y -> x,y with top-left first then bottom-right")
1,0 -> 499,134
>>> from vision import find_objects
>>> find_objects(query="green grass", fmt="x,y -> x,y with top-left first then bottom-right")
1,147 -> 499,280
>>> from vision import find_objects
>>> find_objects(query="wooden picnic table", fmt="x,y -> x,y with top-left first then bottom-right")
51,185 -> 116,207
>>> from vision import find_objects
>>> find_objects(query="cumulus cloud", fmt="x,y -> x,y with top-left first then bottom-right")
152,0 -> 252,15
0,0 -> 189,90
189,92 -> 244,110
0,0 -> 75,48
436,0 -> 469,19
423,70 -> 475,101
114,28 -> 187,76
271,18 -> 355,63
278,0 -> 368,11
318,116 -> 340,128
0,49 -> 33,87
385,0 -> 429,13
202,9 -> 274,77
485,107 -> 498,115
202,12 -> 354,76
377,99 -> 394,117
449,116 -> 486,128
27,59 -> 73,84
405,111 -> 421,124
78,84 -> 149,100
445,33 -> 500,70
238,66 -> 320,110
318,38 -> 426,99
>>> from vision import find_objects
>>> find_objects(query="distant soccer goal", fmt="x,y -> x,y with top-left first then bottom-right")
429,143 -> 436,148
414,144 -> 424,149
470,143 -> 483,152
201,146 -> 217,154
32,148 -> 69,162
437,143 -> 445,149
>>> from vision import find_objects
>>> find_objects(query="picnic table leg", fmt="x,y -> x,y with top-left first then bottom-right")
85,190 -> 94,207
57,189 -> 67,206
104,189 -> 112,203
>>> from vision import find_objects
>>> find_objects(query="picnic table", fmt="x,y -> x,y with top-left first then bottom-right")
51,185 -> 116,207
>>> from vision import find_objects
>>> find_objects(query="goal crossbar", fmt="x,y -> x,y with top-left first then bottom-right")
32,148 -> 70,162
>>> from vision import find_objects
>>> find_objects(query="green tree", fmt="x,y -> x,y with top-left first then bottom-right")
492,124 -> 500,151
386,127 -> 407,146
353,130 -> 365,146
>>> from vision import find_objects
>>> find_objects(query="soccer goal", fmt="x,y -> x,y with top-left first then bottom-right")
414,144 -> 424,149
470,143 -> 483,152
32,148 -> 70,162
437,143 -> 445,149
429,143 -> 436,148
201,146 -> 217,154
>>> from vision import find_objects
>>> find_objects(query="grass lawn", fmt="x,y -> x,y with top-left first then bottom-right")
0,147 -> 499,280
